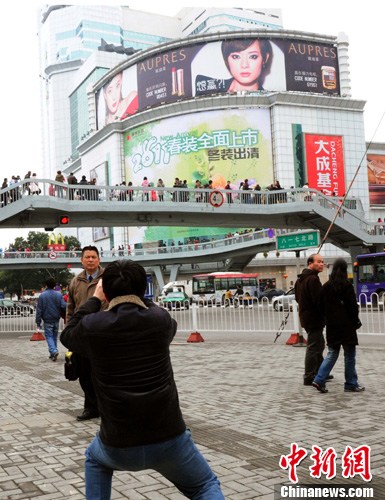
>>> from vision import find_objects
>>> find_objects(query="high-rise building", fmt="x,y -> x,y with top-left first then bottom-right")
39,6 -> 282,177
38,5 -> 381,285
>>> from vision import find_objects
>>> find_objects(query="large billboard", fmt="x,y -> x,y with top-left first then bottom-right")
97,65 -> 138,128
124,108 -> 273,244
96,36 -> 340,129
367,154 -> 385,206
304,134 -> 345,196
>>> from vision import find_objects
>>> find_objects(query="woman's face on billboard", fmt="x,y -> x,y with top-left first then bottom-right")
104,73 -> 123,115
227,40 -> 267,90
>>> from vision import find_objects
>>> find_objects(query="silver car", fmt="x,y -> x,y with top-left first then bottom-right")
272,288 -> 296,311
0,299 -> 35,316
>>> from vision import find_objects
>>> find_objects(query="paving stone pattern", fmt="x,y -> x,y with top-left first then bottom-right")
0,331 -> 384,499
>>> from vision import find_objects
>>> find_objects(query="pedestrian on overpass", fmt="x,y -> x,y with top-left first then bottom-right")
294,254 -> 328,386
60,260 -> 224,500
225,180 -> 232,203
36,277 -> 67,362
67,172 -> 77,200
55,170 -> 66,198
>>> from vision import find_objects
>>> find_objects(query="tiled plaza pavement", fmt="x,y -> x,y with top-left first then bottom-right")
0,329 -> 384,499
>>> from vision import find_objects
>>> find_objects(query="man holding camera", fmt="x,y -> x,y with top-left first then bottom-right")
61,260 -> 224,499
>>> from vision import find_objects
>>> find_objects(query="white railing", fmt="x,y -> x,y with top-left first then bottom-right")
0,179 -> 361,211
0,227 -> 292,262
161,297 -> 385,336
0,303 -> 36,333
1,179 -> 381,239
1,296 -> 383,336
0,312 -> 64,333
1,179 -> 383,239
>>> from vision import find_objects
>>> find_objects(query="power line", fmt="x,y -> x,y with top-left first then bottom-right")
318,108 -> 385,252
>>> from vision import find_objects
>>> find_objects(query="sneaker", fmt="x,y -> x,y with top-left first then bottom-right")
303,379 -> 313,386
52,352 -> 59,362
344,385 -> 365,392
312,382 -> 328,393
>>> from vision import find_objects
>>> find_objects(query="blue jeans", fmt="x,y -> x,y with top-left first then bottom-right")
44,321 -> 59,357
313,344 -> 358,389
85,429 -> 224,500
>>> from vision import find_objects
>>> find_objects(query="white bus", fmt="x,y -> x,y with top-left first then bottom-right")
192,272 -> 260,305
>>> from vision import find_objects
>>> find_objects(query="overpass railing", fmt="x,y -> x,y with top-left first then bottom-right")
0,228 -> 289,262
1,179 -> 381,236
0,178 -> 360,209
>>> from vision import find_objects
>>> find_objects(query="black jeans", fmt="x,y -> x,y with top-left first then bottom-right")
304,326 -> 325,382
78,355 -> 98,413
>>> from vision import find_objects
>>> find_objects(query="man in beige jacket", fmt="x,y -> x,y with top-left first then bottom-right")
66,245 -> 105,420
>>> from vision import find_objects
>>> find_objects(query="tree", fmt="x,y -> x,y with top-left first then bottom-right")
0,231 -> 81,296
11,231 -> 80,252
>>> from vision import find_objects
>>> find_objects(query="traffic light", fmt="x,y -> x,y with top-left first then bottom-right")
59,215 -> 70,225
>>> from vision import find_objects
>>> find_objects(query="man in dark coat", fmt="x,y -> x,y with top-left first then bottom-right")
60,260 -> 224,499
294,253 -> 326,385
66,172 -> 77,200
312,258 -> 364,393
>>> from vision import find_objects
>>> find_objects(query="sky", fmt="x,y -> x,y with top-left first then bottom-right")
1,1 -> 385,246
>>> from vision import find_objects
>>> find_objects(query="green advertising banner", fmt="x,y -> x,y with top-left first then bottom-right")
124,108 -> 273,244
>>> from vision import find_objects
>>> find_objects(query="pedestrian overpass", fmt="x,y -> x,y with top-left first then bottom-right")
0,229 -> 287,287
1,179 -> 384,286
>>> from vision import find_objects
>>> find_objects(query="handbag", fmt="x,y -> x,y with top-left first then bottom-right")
64,351 -> 80,381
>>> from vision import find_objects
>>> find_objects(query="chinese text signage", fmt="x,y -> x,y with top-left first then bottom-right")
277,231 -> 320,251
305,134 -> 345,196
280,442 -> 372,484
124,108 -> 273,246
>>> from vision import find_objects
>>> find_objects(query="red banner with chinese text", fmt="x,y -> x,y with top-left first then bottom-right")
305,134 -> 345,196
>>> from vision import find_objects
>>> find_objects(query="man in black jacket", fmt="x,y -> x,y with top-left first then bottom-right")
295,253 -> 327,386
60,260 -> 224,499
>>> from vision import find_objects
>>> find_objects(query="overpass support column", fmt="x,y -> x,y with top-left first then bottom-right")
169,264 -> 180,283
373,243 -> 385,253
348,245 -> 364,265
153,266 -> 165,291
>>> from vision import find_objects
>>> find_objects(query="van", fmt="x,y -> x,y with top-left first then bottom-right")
158,281 -> 192,302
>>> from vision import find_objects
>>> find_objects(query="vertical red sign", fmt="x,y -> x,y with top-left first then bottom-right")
305,134 -> 345,196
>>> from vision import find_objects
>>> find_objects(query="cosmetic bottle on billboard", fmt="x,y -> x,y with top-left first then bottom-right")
171,67 -> 178,95
177,68 -> 185,96
321,66 -> 337,90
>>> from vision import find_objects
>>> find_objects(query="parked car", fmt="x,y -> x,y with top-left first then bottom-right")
160,291 -> 190,310
272,288 -> 296,311
260,288 -> 285,301
0,299 -> 35,316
